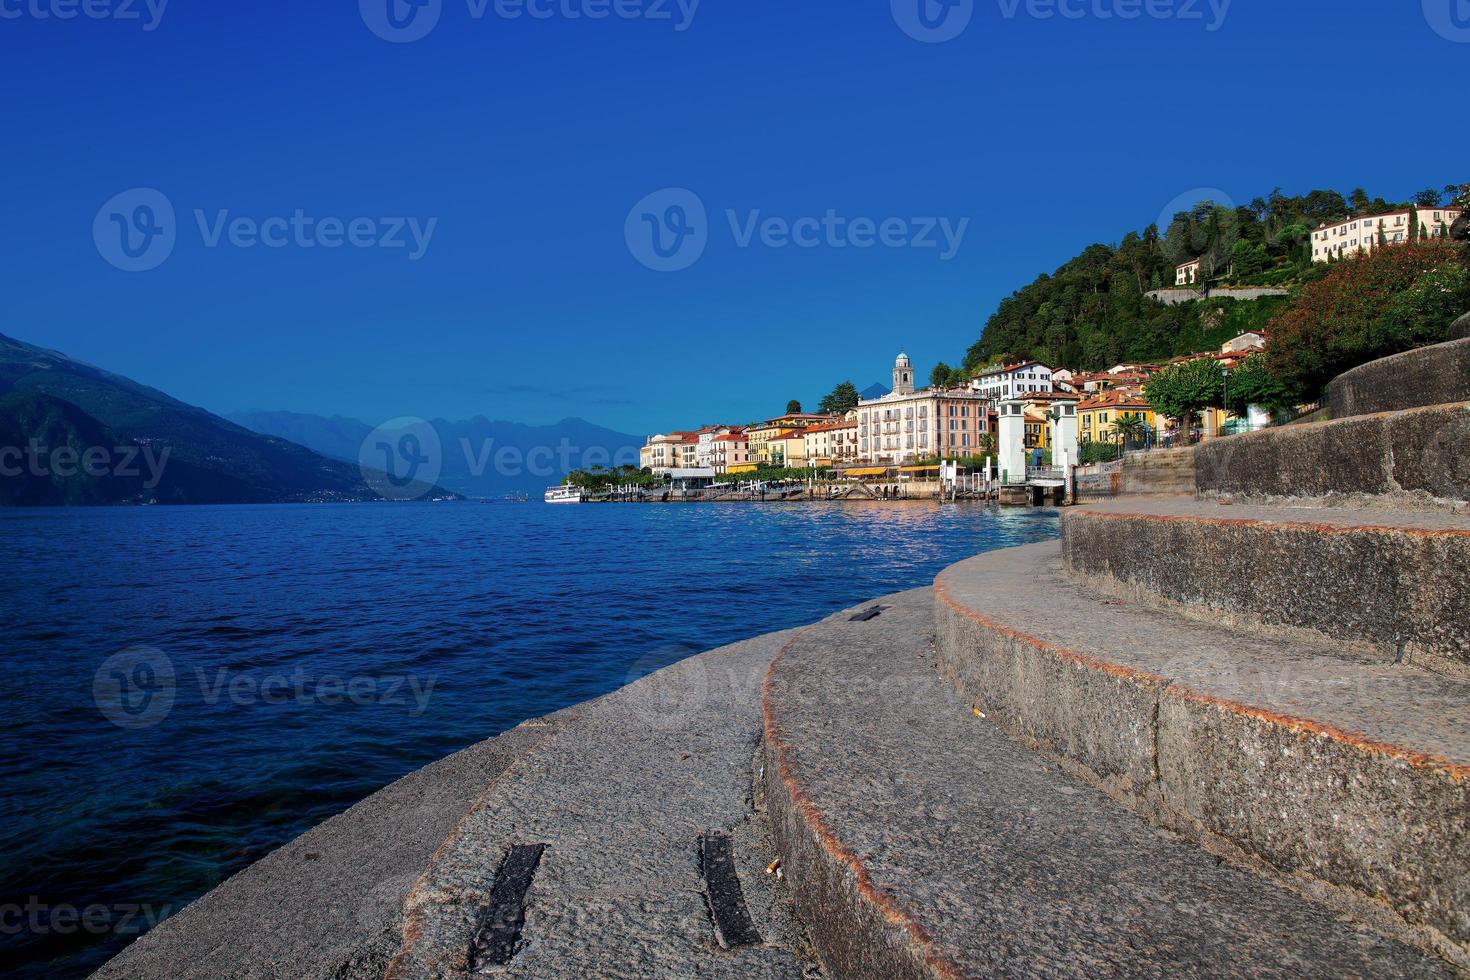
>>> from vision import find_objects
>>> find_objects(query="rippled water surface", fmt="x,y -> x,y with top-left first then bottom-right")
0,500 -> 1059,977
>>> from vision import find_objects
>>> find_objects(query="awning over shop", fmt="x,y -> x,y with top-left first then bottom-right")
841,467 -> 891,477
727,463 -> 759,473
899,465 -> 940,473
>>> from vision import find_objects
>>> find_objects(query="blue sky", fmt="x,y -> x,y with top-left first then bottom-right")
2,0 -> 1467,435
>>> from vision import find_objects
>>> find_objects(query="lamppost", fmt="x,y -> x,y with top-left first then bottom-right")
1222,365 -> 1231,436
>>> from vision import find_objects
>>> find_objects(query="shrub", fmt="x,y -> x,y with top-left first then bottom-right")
1264,242 -> 1469,401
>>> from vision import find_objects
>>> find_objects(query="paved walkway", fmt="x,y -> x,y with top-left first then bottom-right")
389,628 -> 817,978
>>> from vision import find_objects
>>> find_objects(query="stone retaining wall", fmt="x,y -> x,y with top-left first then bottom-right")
1195,402 -> 1470,504
1327,337 -> 1470,419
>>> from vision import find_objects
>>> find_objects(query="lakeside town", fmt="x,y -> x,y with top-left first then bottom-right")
542,198 -> 1464,503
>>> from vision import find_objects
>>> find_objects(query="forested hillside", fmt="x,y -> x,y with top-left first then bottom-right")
957,184 -> 1465,375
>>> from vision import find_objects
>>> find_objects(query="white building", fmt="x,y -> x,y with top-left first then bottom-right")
1221,331 -> 1267,354
970,361 -> 1054,401
857,353 -> 991,464
1175,258 -> 1201,286
1311,207 -> 1462,263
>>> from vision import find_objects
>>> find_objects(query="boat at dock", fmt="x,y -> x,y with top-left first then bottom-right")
544,485 -> 584,504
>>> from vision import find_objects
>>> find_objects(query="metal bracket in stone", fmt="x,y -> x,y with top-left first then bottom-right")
468,843 -> 546,970
698,832 -> 762,949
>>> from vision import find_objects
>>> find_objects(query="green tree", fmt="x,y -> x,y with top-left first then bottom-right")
1223,355 -> 1295,417
929,363 -> 954,389
1144,357 -> 1224,431
818,382 -> 859,414
785,399 -> 803,415
1414,188 -> 1442,208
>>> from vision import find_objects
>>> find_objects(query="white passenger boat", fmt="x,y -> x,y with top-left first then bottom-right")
544,485 -> 584,504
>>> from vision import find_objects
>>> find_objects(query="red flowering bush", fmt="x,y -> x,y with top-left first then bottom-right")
1265,242 -> 1469,401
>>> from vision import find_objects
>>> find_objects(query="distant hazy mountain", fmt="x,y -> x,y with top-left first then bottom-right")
860,382 -> 891,400
229,411 -> 645,497
0,333 -> 425,505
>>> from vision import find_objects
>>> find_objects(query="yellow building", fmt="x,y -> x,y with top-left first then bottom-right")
765,430 -> 810,467
1079,390 -> 1157,446
749,413 -> 837,463
1023,407 -> 1050,451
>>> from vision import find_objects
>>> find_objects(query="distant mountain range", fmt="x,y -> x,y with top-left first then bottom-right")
227,411 -> 644,498
860,382 -> 891,400
0,333 -> 450,506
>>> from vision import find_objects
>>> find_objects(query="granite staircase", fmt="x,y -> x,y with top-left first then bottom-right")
1117,444 -> 1197,496
764,331 -> 1470,976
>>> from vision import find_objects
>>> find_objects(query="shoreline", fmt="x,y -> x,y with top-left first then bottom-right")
89,616 -> 836,979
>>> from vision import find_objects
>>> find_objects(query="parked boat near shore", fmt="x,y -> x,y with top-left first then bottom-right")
544,485 -> 584,504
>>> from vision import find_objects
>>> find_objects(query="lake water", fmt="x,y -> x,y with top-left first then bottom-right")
0,500 -> 1059,977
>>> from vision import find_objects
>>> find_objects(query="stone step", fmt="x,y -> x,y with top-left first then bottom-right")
763,589 -> 1450,977
1061,498 -> 1470,675
934,544 -> 1470,968
1195,401 -> 1469,505
91,716 -> 569,979
386,630 -> 816,978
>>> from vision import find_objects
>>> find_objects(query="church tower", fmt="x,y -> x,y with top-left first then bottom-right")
893,351 -> 915,396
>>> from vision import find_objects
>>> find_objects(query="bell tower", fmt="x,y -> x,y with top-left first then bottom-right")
893,352 -> 915,396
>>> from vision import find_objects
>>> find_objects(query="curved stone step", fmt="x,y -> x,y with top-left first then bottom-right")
91,717 -> 569,979
762,588 -> 1450,978
1061,498 -> 1470,675
387,630 -> 816,978
1194,401 -> 1469,505
934,544 -> 1470,968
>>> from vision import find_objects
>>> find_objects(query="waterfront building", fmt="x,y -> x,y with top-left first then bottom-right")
1311,206 -> 1462,263
766,430 -> 810,467
803,420 -> 859,468
711,431 -> 752,474
857,353 -> 990,464
1175,258 -> 1201,286
748,413 -> 835,463
969,361 -> 1054,401
678,433 -> 700,469
640,432 -> 690,474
